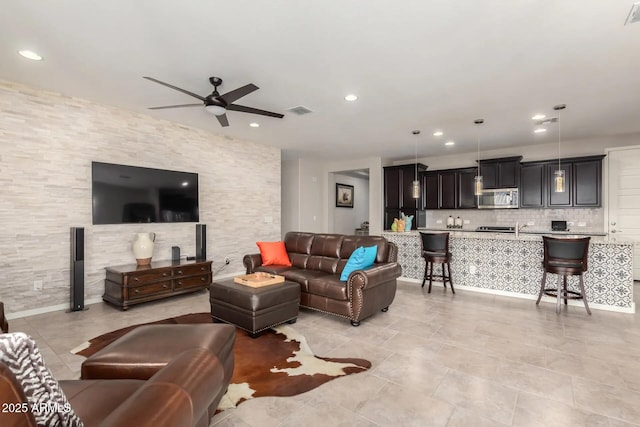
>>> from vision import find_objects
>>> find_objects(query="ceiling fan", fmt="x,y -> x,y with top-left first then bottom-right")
143,76 -> 284,127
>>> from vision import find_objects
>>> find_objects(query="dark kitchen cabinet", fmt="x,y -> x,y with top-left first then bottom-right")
422,170 -> 458,209
479,156 -> 522,189
458,168 -> 478,209
422,172 -> 439,210
573,159 -> 602,207
383,163 -> 427,229
519,155 -> 604,208
520,162 -> 546,208
439,171 -> 457,209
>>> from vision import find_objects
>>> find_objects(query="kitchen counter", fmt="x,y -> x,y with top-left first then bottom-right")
383,231 -> 635,313
416,227 -> 608,237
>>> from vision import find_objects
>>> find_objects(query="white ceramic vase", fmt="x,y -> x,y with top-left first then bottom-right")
133,232 -> 156,266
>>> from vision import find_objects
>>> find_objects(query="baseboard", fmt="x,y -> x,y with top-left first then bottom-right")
400,277 -> 636,314
6,297 -> 103,320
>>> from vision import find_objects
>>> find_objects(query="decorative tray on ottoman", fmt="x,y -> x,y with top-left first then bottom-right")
233,272 -> 285,288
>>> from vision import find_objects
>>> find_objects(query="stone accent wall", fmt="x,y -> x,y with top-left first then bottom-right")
0,80 -> 281,315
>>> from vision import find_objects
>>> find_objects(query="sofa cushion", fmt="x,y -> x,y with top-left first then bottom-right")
284,232 -> 313,269
0,332 -> 83,427
256,241 -> 292,267
307,275 -> 348,301
340,246 -> 377,281
310,234 -> 344,258
282,269 -> 330,292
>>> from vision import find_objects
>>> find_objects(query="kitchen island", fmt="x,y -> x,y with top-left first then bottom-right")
382,230 -> 635,313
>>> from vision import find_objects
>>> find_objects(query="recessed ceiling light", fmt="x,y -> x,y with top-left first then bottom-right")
445,141 -> 455,146
531,114 -> 545,120
18,50 -> 43,61
344,94 -> 358,102
534,128 -> 547,134
249,122 -> 260,128
433,131 -> 444,137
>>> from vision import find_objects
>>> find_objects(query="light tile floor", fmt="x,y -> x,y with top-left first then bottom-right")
8,280 -> 640,427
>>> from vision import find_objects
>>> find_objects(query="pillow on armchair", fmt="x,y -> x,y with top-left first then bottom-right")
0,332 -> 83,427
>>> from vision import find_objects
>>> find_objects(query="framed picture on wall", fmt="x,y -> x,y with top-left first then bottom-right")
336,183 -> 354,208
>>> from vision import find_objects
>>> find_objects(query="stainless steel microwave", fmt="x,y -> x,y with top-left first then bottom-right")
478,188 -> 519,209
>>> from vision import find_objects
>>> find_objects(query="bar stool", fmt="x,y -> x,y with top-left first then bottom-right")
419,232 -> 454,293
536,236 -> 591,315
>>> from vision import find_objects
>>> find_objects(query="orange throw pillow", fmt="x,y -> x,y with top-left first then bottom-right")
256,241 -> 292,266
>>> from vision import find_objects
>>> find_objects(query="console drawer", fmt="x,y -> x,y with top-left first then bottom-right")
174,264 -> 211,278
174,274 -> 211,290
129,281 -> 172,299
124,269 -> 171,286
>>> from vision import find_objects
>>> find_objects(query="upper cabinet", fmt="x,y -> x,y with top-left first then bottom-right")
520,155 -> 604,208
478,156 -> 522,189
421,168 -> 477,210
457,168 -> 478,209
519,162 -> 546,208
383,164 -> 428,229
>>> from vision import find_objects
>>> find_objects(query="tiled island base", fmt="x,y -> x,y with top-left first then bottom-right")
383,231 -> 635,313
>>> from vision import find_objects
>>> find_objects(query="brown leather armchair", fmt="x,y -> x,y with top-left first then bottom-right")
0,348 -> 224,427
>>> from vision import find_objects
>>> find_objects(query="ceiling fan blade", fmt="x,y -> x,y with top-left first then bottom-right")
143,77 -> 206,101
219,84 -> 259,104
148,103 -> 203,110
216,114 -> 229,127
227,104 -> 284,118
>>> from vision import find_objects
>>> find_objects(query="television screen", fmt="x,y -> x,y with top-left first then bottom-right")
92,162 -> 199,224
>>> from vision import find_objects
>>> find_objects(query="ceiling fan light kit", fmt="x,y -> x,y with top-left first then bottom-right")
205,104 -> 226,116
143,76 -> 284,127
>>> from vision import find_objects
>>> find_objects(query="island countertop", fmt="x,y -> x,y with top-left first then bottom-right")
382,231 -> 635,313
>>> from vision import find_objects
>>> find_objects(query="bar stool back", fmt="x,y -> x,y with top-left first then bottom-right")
419,232 -> 454,293
536,236 -> 591,314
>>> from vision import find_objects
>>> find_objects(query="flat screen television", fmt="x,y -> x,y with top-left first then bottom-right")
92,162 -> 199,224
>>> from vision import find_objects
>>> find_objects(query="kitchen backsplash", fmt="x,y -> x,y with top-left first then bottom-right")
422,208 -> 604,232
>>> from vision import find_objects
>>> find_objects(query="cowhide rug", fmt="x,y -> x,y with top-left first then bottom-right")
71,313 -> 371,410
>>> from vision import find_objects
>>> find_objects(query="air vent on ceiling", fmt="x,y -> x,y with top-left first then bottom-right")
286,105 -> 313,115
626,2 -> 640,25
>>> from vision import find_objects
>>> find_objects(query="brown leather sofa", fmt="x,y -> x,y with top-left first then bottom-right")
0,348 -> 223,427
243,232 -> 402,326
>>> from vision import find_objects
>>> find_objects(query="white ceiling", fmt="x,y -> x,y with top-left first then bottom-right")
1,1 -> 639,161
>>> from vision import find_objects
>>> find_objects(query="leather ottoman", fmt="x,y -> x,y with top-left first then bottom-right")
81,323 -> 236,382
210,279 -> 300,337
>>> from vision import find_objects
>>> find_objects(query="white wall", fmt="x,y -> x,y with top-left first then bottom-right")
298,158 -> 325,233
330,173 -> 369,235
0,80 -> 281,316
281,159 -> 299,237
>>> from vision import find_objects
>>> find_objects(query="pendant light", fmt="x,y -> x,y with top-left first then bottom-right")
411,131 -> 420,199
553,104 -> 566,193
474,119 -> 484,196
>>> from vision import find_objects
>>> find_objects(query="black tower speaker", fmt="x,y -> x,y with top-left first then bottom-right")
70,227 -> 85,312
195,224 -> 206,261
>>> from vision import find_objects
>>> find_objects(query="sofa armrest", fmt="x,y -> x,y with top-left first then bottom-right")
347,262 -> 402,291
99,349 -> 224,427
243,254 -> 263,273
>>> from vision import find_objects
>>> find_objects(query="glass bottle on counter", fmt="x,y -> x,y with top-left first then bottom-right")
447,215 -> 454,229
454,216 -> 462,229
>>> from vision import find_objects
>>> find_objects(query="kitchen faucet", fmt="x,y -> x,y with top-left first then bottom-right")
515,222 -> 527,237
